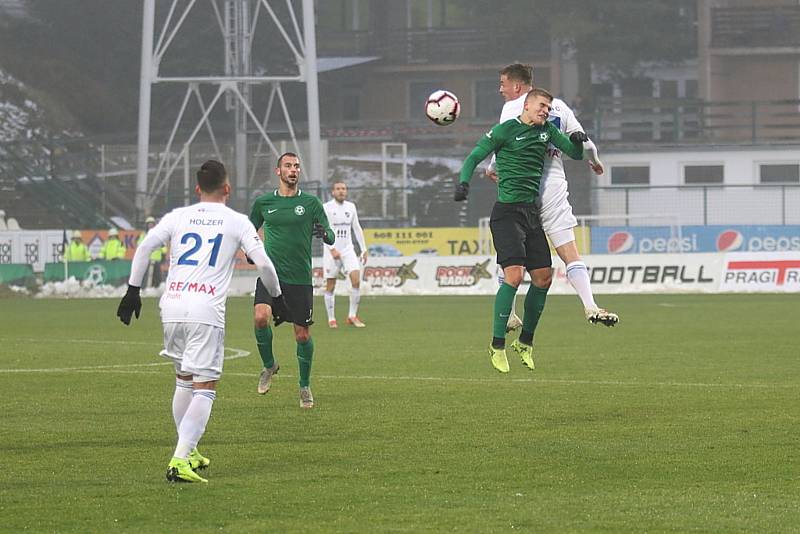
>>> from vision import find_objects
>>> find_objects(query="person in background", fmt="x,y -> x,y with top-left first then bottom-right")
99,228 -> 126,261
64,230 -> 91,262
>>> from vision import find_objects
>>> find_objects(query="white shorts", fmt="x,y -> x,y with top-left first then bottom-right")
323,248 -> 361,279
539,176 -> 578,240
160,322 -> 225,382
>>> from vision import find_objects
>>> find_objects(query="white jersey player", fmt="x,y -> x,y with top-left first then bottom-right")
488,63 -> 618,327
117,160 -> 282,483
322,181 -> 368,328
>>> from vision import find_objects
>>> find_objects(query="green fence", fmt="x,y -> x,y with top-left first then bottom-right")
43,260 -> 131,286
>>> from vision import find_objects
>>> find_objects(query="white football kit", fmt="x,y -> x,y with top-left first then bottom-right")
322,199 -> 367,279
491,94 -> 584,248
131,202 -> 281,380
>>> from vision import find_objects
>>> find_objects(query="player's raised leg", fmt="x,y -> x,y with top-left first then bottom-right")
552,234 -> 619,327
254,281 -> 280,394
497,268 -> 522,333
490,265 -> 524,373
510,267 -> 551,370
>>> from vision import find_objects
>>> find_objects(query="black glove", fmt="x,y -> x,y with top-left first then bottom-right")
569,131 -> 589,144
454,182 -> 470,202
117,285 -> 142,325
270,294 -> 291,327
313,222 -> 334,245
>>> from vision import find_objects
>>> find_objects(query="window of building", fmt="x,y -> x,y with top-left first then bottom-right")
660,80 -> 678,99
475,80 -> 501,120
317,0 -> 368,31
407,0 -> 471,28
620,77 -> 654,97
410,81 -> 444,118
760,164 -> 800,183
611,166 -> 650,185
684,164 -> 724,184
684,79 -> 698,98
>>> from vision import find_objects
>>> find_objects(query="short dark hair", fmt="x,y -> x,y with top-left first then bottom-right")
331,180 -> 346,189
277,152 -> 299,167
196,160 -> 227,193
500,63 -> 533,86
526,87 -> 553,103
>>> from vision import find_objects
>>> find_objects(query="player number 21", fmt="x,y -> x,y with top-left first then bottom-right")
177,233 -> 223,267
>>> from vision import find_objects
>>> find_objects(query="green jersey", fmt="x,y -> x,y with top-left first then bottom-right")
249,189 -> 334,285
459,118 -> 584,203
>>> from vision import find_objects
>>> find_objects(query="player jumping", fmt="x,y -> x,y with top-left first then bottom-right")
488,63 -> 619,328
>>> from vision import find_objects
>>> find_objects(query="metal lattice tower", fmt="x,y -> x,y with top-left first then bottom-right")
135,0 -> 321,217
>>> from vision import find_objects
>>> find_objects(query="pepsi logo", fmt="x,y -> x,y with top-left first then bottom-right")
716,230 -> 743,251
607,231 -> 634,254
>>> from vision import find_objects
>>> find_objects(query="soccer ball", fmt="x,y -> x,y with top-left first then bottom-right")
425,90 -> 460,126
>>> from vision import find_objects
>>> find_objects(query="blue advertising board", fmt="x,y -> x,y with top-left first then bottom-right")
591,225 -> 800,254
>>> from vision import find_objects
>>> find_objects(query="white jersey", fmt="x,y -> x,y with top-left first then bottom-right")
497,93 -> 584,181
132,202 -> 271,328
323,199 -> 366,254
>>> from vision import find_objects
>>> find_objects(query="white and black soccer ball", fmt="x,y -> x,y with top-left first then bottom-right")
425,90 -> 460,126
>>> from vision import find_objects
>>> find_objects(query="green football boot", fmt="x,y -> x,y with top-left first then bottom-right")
188,448 -> 210,470
166,457 -> 208,483
488,345 -> 510,373
510,339 -> 535,370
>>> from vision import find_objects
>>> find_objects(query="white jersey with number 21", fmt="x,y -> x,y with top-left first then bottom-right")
141,202 -> 266,327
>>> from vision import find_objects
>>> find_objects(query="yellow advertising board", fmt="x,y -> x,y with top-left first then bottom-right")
364,227 -> 591,256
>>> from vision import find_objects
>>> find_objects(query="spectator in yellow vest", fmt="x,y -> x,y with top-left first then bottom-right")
99,228 -> 126,260
137,216 -> 167,287
64,230 -> 91,262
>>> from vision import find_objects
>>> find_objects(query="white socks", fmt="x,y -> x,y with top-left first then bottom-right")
172,378 -> 193,430
325,288 -> 361,319
349,288 -> 360,318
565,261 -> 597,310
324,291 -> 335,321
174,389 -> 216,459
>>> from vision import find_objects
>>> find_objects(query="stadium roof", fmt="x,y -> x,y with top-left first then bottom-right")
317,56 -> 380,73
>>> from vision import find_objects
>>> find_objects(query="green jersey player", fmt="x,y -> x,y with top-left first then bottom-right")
249,152 -> 334,408
455,88 -> 588,373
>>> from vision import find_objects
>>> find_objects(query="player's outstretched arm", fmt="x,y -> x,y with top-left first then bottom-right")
456,133 -> 497,201
548,123 -> 584,161
118,218 -> 170,325
248,246 -> 281,297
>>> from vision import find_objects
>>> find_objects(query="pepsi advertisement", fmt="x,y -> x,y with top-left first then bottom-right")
592,225 -> 800,254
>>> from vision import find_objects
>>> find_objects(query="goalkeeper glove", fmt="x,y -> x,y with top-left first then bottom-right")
454,182 -> 470,202
313,222 -> 334,245
116,285 -> 142,325
569,131 -> 589,144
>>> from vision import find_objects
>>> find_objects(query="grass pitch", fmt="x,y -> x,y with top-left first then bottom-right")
1,294 -> 798,532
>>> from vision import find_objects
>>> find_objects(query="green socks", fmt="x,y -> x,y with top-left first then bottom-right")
297,338 -> 314,388
521,284 -> 549,342
493,282 -> 519,341
255,327 -> 275,369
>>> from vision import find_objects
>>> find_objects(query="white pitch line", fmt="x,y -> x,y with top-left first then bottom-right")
0,347 -> 251,373
2,365 -> 796,390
